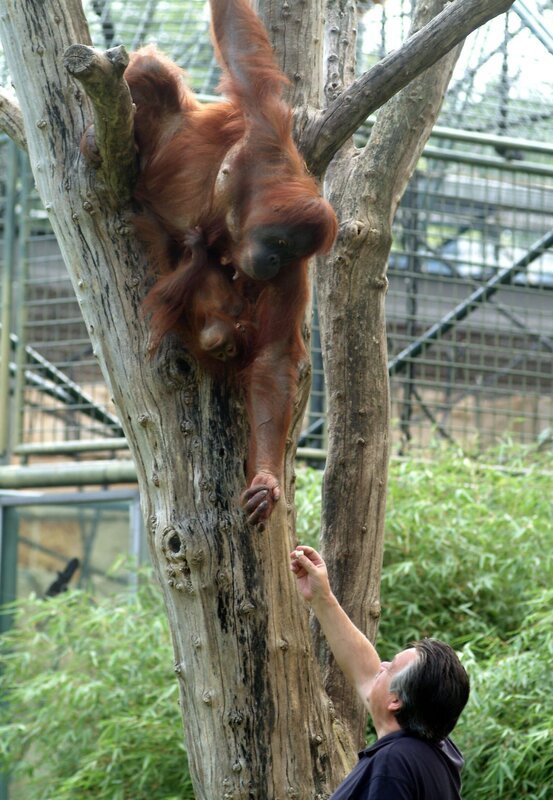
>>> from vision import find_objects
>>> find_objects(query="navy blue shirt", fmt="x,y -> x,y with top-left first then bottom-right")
330,731 -> 464,799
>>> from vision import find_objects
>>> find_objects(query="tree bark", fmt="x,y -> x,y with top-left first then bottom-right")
304,0 -> 515,174
314,0 -> 464,747
0,1 -> 354,797
63,43 -> 137,203
0,87 -> 26,150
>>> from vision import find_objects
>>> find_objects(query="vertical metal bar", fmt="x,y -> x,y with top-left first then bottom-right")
308,295 -> 325,450
130,493 -> 144,589
0,141 -> 18,459
13,152 -> 31,453
0,506 -> 18,632
399,177 -> 423,449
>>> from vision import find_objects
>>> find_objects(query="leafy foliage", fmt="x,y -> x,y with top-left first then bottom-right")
0,578 -> 193,800
457,591 -> 553,800
297,442 -> 552,653
379,442 -> 552,654
1,443 -> 551,799
295,462 -> 324,543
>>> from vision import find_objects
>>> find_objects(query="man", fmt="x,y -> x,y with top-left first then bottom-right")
290,545 -> 470,799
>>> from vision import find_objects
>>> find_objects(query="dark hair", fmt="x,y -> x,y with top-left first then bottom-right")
390,639 -> 470,743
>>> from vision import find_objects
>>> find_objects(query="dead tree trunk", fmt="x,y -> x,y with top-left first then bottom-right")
0,0 -> 513,796
0,2 -> 354,797
312,0 -> 465,749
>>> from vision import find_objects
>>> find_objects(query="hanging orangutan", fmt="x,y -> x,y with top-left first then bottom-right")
88,0 -> 337,525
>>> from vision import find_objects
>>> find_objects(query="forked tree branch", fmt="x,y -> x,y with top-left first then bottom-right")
0,87 -> 26,150
304,0 -> 515,174
64,44 -> 137,205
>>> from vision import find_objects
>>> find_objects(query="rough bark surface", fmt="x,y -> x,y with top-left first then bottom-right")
0,87 -> 26,150
305,0 -> 515,174
0,1 -> 354,798
63,43 -> 137,203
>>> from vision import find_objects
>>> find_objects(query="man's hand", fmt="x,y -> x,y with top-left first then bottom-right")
290,545 -> 332,605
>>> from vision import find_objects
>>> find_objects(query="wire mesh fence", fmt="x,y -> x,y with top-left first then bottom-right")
0,0 -> 551,462
386,152 -> 552,453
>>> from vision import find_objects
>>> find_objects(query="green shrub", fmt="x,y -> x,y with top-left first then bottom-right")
295,462 -> 324,544
297,443 -> 552,654
0,578 -> 193,800
457,590 -> 553,800
379,444 -> 552,654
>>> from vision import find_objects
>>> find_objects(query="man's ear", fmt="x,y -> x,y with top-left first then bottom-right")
387,694 -> 402,714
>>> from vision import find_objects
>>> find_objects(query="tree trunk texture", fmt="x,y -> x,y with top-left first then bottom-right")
314,0 -> 463,747
0,0 -> 505,795
0,1 -> 353,798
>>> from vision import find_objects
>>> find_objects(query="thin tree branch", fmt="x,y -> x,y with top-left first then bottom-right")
304,0 -> 515,174
64,44 -> 137,205
0,87 -> 26,149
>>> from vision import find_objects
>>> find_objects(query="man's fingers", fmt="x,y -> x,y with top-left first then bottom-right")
290,545 -> 316,560
290,547 -> 320,574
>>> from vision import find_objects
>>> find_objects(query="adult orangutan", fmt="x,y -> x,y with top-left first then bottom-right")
124,0 -> 337,524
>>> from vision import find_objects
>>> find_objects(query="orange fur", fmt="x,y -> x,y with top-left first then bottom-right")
124,0 -> 337,524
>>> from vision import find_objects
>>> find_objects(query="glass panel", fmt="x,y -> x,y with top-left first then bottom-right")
7,498 -> 136,601
0,495 -> 141,800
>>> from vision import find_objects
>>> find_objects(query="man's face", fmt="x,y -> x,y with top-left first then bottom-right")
368,648 -> 418,733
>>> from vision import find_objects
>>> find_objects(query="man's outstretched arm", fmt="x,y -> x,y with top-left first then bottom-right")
290,545 -> 381,707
